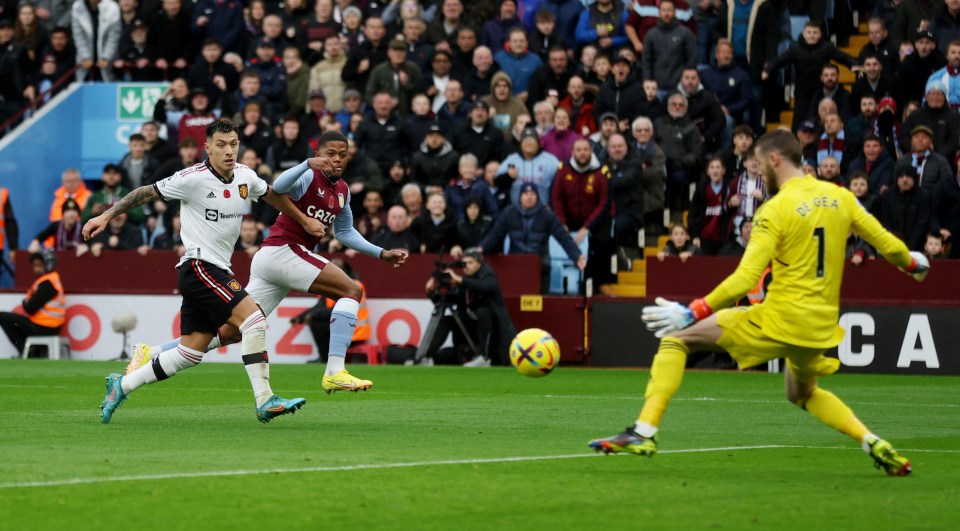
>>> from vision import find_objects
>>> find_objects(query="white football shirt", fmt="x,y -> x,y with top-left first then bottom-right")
154,162 -> 268,273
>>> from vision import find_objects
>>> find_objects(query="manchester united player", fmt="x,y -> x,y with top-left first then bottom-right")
86,119 -> 326,424
132,131 -> 408,393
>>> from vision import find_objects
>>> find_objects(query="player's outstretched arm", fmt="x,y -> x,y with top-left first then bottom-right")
262,187 -> 326,237
849,193 -> 929,281
331,199 -> 387,260
642,298 -> 712,338
82,185 -> 159,240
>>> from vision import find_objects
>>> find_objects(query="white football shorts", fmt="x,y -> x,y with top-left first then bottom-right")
246,244 -> 329,317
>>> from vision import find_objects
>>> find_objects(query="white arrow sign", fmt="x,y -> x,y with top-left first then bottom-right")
121,90 -> 141,115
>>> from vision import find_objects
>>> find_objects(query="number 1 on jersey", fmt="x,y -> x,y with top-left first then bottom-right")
813,227 -> 825,278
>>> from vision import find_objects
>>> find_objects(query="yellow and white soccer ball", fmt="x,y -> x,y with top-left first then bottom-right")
509,328 -> 560,378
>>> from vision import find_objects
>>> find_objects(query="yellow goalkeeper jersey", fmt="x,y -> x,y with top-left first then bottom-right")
704,175 -> 912,348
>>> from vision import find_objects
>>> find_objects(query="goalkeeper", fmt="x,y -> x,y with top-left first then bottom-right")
589,130 -> 929,476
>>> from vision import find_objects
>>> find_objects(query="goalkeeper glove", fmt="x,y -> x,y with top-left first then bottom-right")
900,251 -> 930,282
641,297 -> 713,338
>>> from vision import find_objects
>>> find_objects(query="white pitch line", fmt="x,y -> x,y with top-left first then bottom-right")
0,445 -> 792,490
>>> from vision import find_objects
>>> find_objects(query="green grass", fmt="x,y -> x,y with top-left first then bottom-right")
0,361 -> 958,530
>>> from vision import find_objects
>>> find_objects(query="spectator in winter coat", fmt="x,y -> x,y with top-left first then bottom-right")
410,125 -> 461,193
354,92 -> 409,175
592,56 -> 642,125
930,0 -> 960,55
187,38 -> 240,109
148,0 -> 193,79
859,16 -> 900,77
72,0 -> 121,81
641,1 -> 697,93
410,192 -> 462,255
341,15 -> 389,92
479,183 -> 585,292
557,75 -> 597,135
700,40 -> 752,141
893,124 -> 954,193
899,80 -> 960,166
930,160 -> 960,258
678,66 -> 725,152
526,47 -> 574,112
456,197 -> 494,249
925,40 -> 960,109
877,164 -> 932,250
480,0 -> 522,52
451,99 -> 504,166
894,30 -> 946,110
602,133 -> 643,250
846,134 -> 895,194
446,153 -> 499,219
244,38 -> 288,117
482,71 -> 529,136
630,116 -> 667,246
574,0 -> 629,54
493,28 -> 543,101
191,0 -> 244,54
497,126 -> 560,207
625,0 -> 696,54
177,88 -> 218,150
655,92 -> 703,223
309,34 -> 348,113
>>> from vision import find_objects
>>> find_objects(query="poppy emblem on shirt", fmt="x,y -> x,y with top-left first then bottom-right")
223,189 -> 231,198
328,195 -> 335,209
338,193 -> 345,208
239,184 -> 249,199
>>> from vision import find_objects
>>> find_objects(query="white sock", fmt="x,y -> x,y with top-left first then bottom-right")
633,421 -> 658,438
326,355 -> 345,376
240,311 -> 272,408
121,344 -> 203,394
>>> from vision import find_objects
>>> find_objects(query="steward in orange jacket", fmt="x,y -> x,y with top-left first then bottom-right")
0,251 -> 65,356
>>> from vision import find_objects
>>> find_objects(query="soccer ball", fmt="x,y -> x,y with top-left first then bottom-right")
509,328 -> 560,378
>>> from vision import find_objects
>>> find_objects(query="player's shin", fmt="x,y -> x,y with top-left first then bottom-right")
635,337 -> 689,437
240,311 -> 273,408
121,344 -> 203,394
326,298 -> 360,376
799,387 -> 870,443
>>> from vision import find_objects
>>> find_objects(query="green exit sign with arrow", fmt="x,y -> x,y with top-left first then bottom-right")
117,84 -> 168,121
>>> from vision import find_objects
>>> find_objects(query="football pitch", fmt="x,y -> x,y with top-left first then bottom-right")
1,361 -> 958,530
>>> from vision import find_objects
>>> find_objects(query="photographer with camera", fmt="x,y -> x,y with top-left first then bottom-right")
421,250 -> 516,368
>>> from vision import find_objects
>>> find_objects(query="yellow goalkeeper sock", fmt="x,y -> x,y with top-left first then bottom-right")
636,337 -> 688,433
802,387 -> 870,443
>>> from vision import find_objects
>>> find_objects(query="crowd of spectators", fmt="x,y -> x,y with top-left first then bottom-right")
2,0 -> 959,294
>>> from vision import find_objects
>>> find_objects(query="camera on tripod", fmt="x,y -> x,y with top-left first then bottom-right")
432,259 -> 466,288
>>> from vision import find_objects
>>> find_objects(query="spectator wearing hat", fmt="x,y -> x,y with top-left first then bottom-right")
342,16 -> 389,93
846,133 -> 896,195
114,18 -> 160,81
191,0 -> 244,54
29,199 -> 83,254
480,0 -> 522,52
365,38 -> 421,114
895,124 -> 954,193
796,119 -> 820,165
436,79 -> 470,133
875,96 -> 902,159
245,37 -> 288,117
309,34 -> 348,112
589,112 -> 619,159
299,89 -> 333,141
930,0 -> 960,54
81,163 -> 146,226
895,30 -> 946,110
497,126 -> 560,207
892,0 -> 941,49
926,40 -> 960,108
147,0 -> 193,80
355,91 -> 409,175
411,124 -> 460,192
177,87 -> 218,148
494,28 -> 543,102
282,46 -> 310,117
642,1 -> 696,95
451,99 -> 504,167
334,88 -> 364,130
187,38 -> 239,107
930,153 -> 960,258
878,164 -> 931,251
479,181 -> 585,293
899,79 -> 960,167
481,71 -> 528,136
593,55 -> 642,126
71,0 -> 120,82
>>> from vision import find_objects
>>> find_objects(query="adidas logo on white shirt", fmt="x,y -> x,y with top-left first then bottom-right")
206,191 -> 216,198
